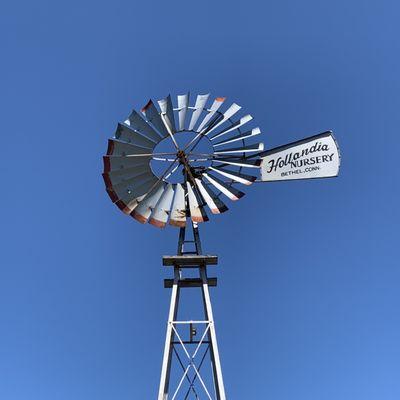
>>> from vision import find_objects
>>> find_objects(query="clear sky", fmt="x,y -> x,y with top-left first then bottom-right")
1,0 -> 399,399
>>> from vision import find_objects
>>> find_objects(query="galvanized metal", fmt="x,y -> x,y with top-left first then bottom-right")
176,93 -> 189,131
188,93 -> 210,131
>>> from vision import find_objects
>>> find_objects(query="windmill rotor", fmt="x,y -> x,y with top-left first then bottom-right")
103,93 -> 264,227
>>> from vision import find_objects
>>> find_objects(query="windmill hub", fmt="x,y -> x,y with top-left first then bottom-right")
149,130 -> 215,184
176,149 -> 186,163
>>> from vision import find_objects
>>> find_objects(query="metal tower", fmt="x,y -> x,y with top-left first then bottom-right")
158,219 -> 225,399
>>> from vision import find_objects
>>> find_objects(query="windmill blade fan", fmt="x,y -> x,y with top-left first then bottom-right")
131,182 -> 166,224
103,91 -> 264,227
103,155 -> 151,172
126,109 -> 163,142
209,115 -> 253,141
213,143 -> 264,155
107,139 -> 154,156
158,95 -> 176,135
212,127 -> 261,147
187,182 -> 209,223
170,183 -> 186,227
149,183 -> 175,228
208,166 -> 257,185
195,178 -> 228,214
102,165 -> 150,186
196,97 -> 226,133
202,103 -> 242,135
212,157 -> 262,169
203,173 -> 245,201
141,100 -> 170,138
177,93 -> 189,131
188,94 -> 210,131
115,123 -> 158,148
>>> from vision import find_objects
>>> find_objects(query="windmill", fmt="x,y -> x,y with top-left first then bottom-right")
103,93 -> 341,399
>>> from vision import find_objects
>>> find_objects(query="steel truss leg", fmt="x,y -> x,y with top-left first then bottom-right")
158,267 -> 180,399
200,267 -> 226,400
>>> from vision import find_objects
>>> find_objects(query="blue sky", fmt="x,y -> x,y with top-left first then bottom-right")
1,0 -> 400,398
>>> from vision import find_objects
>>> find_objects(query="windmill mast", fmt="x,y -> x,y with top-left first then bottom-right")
158,220 -> 226,399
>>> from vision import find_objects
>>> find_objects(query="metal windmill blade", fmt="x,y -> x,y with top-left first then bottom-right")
149,183 -> 175,228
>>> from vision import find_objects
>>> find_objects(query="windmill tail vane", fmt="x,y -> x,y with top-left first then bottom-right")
102,91 -> 341,399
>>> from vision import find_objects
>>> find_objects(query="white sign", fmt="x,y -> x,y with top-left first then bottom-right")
260,131 -> 340,181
